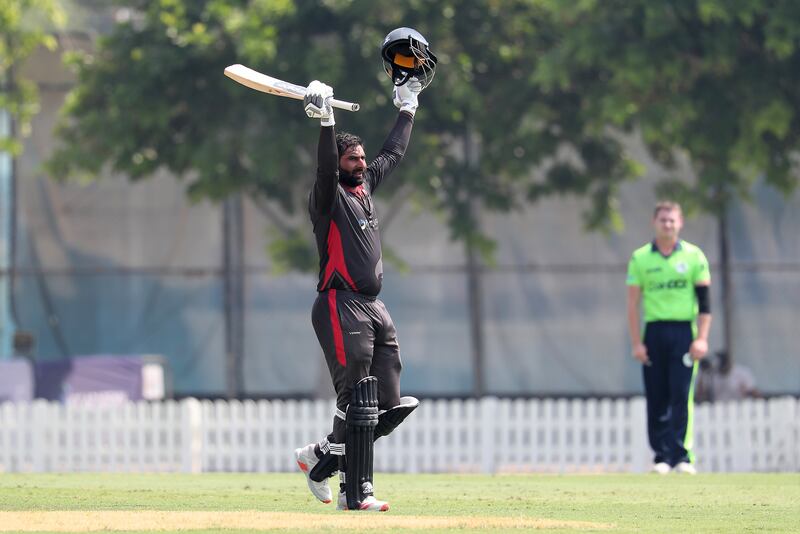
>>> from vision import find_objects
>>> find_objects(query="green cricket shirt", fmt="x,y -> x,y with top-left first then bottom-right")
626,240 -> 711,323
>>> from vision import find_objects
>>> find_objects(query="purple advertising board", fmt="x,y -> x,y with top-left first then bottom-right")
34,355 -> 146,403
0,359 -> 35,402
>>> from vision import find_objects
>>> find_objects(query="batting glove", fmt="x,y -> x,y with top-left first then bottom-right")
304,80 -> 335,127
393,77 -> 422,115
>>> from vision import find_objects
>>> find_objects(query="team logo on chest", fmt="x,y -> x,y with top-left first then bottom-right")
357,218 -> 379,231
674,261 -> 688,274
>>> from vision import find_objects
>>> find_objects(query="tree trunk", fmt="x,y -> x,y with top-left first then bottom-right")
223,193 -> 245,399
717,202 -> 733,365
464,127 -> 485,397
466,239 -> 485,397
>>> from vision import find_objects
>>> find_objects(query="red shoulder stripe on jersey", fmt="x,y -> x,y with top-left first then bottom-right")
323,220 -> 357,290
327,289 -> 346,366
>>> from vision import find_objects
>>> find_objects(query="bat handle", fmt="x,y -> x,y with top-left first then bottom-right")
330,98 -> 360,112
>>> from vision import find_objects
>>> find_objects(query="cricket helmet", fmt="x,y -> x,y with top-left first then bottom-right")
381,27 -> 437,89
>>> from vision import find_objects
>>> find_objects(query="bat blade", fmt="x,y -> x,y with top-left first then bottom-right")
224,64 -> 360,112
224,64 -> 305,100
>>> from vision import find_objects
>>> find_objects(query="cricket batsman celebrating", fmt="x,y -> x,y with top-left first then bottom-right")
293,28 -> 437,511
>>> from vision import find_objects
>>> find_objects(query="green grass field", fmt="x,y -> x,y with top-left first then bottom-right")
1,472 -> 798,533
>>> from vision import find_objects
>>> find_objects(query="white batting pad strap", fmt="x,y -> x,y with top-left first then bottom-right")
335,408 -> 346,421
339,472 -> 346,484
329,442 -> 345,456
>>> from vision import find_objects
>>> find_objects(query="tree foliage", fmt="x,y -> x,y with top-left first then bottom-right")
534,0 -> 800,215
0,0 -> 65,154
47,0 -> 800,269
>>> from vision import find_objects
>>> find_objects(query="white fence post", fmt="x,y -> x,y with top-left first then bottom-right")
629,397 -> 648,473
480,397 -> 498,474
181,398 -> 202,473
793,398 -> 800,472
31,400 -> 48,472
772,396 -> 796,472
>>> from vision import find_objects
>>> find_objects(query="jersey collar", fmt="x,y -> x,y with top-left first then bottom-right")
342,183 -> 366,197
651,239 -> 682,258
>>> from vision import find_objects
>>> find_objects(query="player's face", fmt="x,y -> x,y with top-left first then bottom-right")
339,145 -> 366,180
653,208 -> 683,240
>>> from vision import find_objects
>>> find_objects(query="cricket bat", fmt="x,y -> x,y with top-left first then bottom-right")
224,64 -> 360,112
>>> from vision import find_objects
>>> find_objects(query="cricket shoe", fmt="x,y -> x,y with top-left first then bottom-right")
337,492 -> 389,512
650,462 -> 671,475
294,443 -> 332,503
673,462 -> 697,475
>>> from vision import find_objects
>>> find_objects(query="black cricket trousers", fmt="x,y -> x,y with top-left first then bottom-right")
642,320 -> 697,466
311,289 -> 402,445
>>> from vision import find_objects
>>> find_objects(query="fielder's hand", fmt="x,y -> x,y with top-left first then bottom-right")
632,342 -> 651,366
689,338 -> 709,360
393,77 -> 422,115
304,80 -> 335,127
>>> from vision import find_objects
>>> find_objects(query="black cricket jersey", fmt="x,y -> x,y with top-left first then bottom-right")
309,111 -> 413,297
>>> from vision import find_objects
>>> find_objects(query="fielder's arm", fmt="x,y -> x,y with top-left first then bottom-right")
627,285 -> 649,365
690,281 -> 712,360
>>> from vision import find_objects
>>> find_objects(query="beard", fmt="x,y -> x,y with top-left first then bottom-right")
339,168 -> 364,187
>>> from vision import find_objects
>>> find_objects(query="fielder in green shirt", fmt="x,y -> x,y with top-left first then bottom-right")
626,201 -> 711,475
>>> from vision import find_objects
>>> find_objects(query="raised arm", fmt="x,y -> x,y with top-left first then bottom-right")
366,78 -> 421,193
366,111 -> 414,193
310,125 -> 339,216
304,81 -> 339,216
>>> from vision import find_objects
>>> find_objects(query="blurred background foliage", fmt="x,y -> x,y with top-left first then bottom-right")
1,0 -> 65,154
3,0 -> 799,269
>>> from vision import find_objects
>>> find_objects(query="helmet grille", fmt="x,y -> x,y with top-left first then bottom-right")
382,34 -> 437,90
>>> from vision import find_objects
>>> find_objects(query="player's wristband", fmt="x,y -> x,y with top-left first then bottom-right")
321,112 -> 335,127
399,103 -> 417,116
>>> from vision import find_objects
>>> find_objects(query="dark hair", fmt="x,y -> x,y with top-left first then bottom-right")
335,132 -> 363,157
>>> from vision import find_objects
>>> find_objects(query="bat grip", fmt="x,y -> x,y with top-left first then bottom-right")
330,98 -> 360,112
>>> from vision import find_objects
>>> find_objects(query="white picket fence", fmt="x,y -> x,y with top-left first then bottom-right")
0,397 -> 797,474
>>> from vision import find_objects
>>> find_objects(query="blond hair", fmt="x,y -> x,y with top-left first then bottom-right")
653,201 -> 682,218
